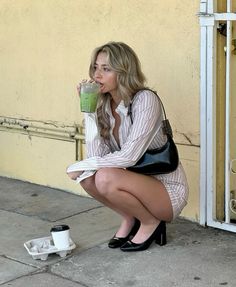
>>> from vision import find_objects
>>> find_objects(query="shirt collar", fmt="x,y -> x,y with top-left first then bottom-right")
105,99 -> 129,117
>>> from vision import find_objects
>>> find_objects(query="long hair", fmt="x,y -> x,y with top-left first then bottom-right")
89,42 -> 146,140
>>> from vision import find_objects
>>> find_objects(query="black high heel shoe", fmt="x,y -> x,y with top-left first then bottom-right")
108,218 -> 140,249
120,221 -> 166,252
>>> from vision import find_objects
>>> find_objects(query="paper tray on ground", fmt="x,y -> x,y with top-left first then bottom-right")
24,236 -> 76,261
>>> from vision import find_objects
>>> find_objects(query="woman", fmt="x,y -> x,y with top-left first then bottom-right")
67,41 -> 189,252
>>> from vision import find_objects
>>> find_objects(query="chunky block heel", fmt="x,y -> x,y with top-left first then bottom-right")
155,221 -> 166,246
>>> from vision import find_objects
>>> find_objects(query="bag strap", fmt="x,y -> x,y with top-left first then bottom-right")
128,89 -> 173,137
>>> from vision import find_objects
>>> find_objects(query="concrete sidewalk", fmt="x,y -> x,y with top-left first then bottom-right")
0,176 -> 235,287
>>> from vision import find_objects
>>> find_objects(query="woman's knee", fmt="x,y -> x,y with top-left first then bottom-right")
95,168 -> 118,196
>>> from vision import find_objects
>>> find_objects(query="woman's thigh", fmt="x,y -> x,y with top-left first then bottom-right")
95,168 -> 173,221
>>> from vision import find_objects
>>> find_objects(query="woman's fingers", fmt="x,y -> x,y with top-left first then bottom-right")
77,79 -> 95,96
67,171 -> 83,180
77,80 -> 86,96
77,85 -> 81,96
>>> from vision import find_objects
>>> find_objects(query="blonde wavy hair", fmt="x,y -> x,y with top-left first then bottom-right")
89,41 -> 146,140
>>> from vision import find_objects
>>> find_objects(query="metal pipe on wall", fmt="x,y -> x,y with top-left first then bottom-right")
0,116 -> 85,160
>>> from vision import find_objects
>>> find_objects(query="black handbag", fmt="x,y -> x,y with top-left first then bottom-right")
127,90 -> 179,175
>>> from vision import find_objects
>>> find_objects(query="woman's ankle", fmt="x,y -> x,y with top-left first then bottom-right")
131,221 -> 160,244
115,217 -> 135,237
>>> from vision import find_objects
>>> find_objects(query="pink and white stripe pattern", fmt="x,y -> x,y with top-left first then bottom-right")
67,90 -> 189,218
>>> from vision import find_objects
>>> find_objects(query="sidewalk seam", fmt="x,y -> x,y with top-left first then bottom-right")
0,205 -> 103,222
0,254 -> 40,269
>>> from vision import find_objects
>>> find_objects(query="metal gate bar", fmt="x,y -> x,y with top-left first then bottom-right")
199,0 -> 236,232
224,0 -> 232,224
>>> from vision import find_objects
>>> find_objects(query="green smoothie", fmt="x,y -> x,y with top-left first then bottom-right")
80,82 -> 100,113
80,92 -> 98,113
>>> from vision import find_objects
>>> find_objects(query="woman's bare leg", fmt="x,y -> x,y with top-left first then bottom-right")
67,171 -> 136,237
94,168 -> 173,244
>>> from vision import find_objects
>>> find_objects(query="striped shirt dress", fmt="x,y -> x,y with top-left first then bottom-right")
67,90 -> 189,219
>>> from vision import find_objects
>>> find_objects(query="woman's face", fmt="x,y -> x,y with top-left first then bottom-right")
94,52 -> 118,97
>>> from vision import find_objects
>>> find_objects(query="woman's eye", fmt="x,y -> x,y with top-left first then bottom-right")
93,66 -> 111,73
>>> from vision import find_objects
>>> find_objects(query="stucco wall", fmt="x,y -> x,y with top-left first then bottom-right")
0,0 -> 200,221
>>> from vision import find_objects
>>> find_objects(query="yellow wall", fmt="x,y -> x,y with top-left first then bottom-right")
0,0 -> 200,221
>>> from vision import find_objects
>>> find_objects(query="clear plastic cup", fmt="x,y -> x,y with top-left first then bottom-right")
80,82 -> 100,113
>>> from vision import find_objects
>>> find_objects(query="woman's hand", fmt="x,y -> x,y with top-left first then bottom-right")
77,79 -> 95,97
67,171 -> 83,180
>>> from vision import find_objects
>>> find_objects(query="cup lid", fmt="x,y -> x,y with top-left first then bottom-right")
50,224 -> 70,232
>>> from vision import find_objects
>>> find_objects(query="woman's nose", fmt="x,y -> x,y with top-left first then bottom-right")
94,69 -> 102,79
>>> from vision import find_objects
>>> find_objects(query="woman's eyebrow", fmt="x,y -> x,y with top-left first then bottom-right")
95,63 -> 109,67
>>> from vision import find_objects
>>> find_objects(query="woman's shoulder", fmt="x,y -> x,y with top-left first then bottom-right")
133,89 -> 160,106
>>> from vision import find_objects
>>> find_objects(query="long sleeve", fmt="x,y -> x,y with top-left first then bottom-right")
67,90 -> 165,174
84,113 -> 110,157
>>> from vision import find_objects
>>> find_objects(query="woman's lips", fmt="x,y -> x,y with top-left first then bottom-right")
99,83 -> 104,92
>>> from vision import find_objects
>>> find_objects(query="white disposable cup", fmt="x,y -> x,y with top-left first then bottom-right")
50,225 -> 70,249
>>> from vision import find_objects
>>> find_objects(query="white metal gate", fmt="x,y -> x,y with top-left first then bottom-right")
199,0 -> 236,232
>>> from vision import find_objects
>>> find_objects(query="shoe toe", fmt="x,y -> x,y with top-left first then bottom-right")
108,237 -> 127,248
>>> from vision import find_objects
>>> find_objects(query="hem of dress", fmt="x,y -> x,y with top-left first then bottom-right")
75,170 -> 96,184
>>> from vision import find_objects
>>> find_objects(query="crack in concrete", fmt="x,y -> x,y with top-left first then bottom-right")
0,268 -> 48,286
0,254 -> 40,269
0,205 -> 103,223
48,206 -> 104,222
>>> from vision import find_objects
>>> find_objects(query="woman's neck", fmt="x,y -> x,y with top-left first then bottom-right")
111,98 -> 119,111
110,92 -> 121,107
110,90 -> 121,106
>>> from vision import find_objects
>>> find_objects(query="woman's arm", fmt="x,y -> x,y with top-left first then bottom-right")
67,112 -> 110,174
67,90 -> 164,172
